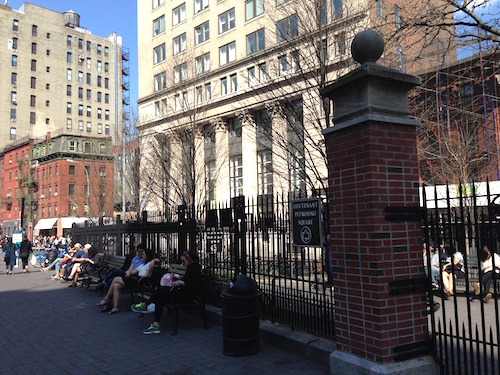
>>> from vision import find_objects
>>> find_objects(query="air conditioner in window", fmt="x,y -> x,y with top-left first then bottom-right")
78,55 -> 84,61
41,194 -> 44,199
12,101 -> 17,105
10,118 -> 16,122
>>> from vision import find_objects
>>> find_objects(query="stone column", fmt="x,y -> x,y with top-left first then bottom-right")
213,118 -> 229,201
320,30 -> 436,374
239,110 -> 257,196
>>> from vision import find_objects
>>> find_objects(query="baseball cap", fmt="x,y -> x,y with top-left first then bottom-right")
74,243 -> 82,248
84,243 -> 92,249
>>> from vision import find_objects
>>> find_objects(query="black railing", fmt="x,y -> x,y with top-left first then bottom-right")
423,182 -> 500,374
71,190 -> 335,339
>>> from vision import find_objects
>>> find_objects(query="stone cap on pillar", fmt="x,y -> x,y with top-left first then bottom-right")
321,30 -> 421,134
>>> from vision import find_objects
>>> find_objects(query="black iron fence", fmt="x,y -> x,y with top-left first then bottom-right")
423,182 -> 500,374
71,190 -> 335,339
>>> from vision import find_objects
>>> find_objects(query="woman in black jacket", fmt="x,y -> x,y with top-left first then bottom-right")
132,250 -> 202,335
19,234 -> 33,273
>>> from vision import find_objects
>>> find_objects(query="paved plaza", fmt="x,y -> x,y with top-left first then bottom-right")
0,263 -> 328,375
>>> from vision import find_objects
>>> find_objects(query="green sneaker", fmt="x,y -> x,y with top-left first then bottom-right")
131,302 -> 147,313
143,324 -> 161,335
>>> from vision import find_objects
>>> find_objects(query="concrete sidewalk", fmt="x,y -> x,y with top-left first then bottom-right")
0,265 -> 330,374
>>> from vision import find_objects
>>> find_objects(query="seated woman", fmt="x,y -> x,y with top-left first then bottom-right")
423,243 -> 439,287
474,245 -> 500,303
442,247 -> 465,298
131,250 -> 202,335
97,245 -> 156,315
67,246 -> 99,287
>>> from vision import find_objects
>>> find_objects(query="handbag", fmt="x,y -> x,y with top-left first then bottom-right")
4,255 -> 10,264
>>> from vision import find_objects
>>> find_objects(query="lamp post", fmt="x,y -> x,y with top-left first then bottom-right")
66,159 -> 90,217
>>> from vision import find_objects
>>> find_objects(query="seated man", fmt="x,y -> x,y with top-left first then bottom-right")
46,243 -> 81,280
67,245 -> 99,287
61,243 -> 92,282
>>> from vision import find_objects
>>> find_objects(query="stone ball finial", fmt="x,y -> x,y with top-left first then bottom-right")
351,30 -> 385,65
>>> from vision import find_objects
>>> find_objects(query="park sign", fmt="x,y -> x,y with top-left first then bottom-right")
291,198 -> 323,247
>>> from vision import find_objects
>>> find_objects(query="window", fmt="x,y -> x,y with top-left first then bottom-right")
87,73 -> 91,84
67,69 -> 72,80
219,41 -> 236,66
257,150 -> 273,195
219,8 -> 235,34
78,71 -> 83,82
69,141 -> 77,152
97,44 -> 102,55
86,106 -> 91,117
97,60 -> 102,71
86,58 -> 91,69
12,38 -> 18,49
291,50 -> 301,72
97,123 -> 102,134
97,76 -> 102,87
332,0 -> 343,20
78,38 -> 83,49
175,94 -> 181,111
68,184 -> 75,196
195,21 -> 210,45
97,92 -> 102,102
11,73 -> 17,85
205,83 -> 211,100
13,19 -> 19,32
12,55 -> 17,67
10,127 -> 16,140
32,25 -> 38,36
376,0 -> 383,18
67,85 -> 72,96
153,0 -> 165,8
221,77 -> 228,95
230,73 -> 237,92
320,0 -> 328,25
31,43 -> 37,54
395,6 -> 400,29
78,120 -> 84,131
105,110 -> 110,120
67,35 -> 72,47
79,105 -> 83,116
31,59 -> 37,71
67,118 -> 72,129
104,62 -> 109,73
67,52 -> 72,63
248,67 -> 256,87
195,52 -> 210,75
155,101 -> 161,116
173,33 -> 187,55
105,94 -> 109,104
87,122 -> 92,132
87,41 -> 91,51
196,86 -> 203,104
104,46 -> 109,57
154,43 -> 166,64
174,62 -> 188,83
245,0 -> 264,21
277,14 -> 298,42
87,89 -> 92,100
230,155 -> 243,197
335,32 -> 346,56
31,77 -> 36,89
99,167 -> 106,177
78,88 -> 83,99
246,28 -> 265,55
97,108 -> 102,119
153,15 -> 165,36
228,117 -> 242,139
30,112 -> 36,124
30,95 -> 36,107
172,3 -> 186,26
194,0 -> 208,13
10,109 -> 16,122
105,125 -> 110,135
47,32 -> 50,39
105,78 -> 109,89
11,92 -> 17,104
279,55 -> 287,75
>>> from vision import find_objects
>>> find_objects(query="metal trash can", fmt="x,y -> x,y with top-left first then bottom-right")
221,275 -> 262,356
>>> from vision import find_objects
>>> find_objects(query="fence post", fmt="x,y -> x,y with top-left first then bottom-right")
320,30 -> 436,373
178,205 -> 187,259
233,196 -> 246,275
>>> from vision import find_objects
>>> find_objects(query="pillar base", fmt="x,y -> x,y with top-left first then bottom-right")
330,351 -> 437,375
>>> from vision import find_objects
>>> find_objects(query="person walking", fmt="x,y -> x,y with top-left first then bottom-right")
19,234 -> 33,273
3,237 -> 16,275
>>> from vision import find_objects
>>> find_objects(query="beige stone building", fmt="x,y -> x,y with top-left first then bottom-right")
0,2 -> 123,146
137,0 -> 454,212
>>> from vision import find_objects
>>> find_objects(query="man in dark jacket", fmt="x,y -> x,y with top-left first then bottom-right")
19,234 -> 33,273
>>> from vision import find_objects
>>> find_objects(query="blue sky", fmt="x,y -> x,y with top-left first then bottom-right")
7,0 -> 139,110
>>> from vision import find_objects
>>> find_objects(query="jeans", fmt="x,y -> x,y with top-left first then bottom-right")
46,257 -> 62,275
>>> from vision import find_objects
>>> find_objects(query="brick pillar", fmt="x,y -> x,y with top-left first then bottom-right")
321,31 -> 436,374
